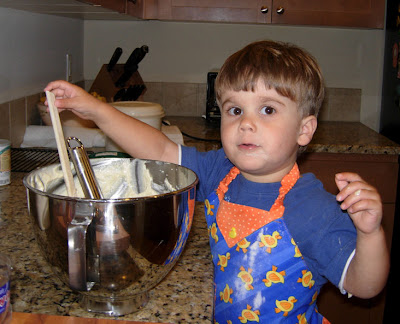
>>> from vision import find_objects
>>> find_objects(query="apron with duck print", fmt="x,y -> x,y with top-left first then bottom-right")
204,163 -> 330,323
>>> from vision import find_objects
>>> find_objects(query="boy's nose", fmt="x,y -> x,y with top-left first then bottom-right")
239,115 -> 256,132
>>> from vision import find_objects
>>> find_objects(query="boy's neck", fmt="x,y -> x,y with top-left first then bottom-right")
240,161 -> 297,184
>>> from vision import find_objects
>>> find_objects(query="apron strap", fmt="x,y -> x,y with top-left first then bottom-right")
216,166 -> 240,201
272,163 -> 300,208
216,163 -> 300,247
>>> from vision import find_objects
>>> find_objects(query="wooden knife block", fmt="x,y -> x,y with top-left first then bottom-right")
89,64 -> 146,103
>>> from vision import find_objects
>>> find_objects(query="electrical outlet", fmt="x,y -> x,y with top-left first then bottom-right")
66,54 -> 72,82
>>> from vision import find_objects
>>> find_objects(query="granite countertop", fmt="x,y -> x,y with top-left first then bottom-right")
166,117 -> 400,155
0,173 -> 213,323
1,118 -> 399,323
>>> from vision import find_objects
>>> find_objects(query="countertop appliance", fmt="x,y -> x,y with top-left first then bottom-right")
206,71 -> 220,122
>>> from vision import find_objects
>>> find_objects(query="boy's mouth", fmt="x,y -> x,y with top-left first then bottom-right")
238,143 -> 260,150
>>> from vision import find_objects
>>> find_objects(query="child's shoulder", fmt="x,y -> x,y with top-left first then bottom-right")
290,172 -> 338,209
181,146 -> 232,174
296,172 -> 330,195
287,172 -> 351,233
181,146 -> 233,200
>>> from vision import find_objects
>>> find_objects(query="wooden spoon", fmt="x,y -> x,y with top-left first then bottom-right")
46,91 -> 76,197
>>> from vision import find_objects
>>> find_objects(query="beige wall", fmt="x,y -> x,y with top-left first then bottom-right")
84,20 -> 385,131
0,8 -> 84,103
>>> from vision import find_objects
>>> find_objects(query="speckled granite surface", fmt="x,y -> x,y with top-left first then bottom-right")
0,173 -> 213,323
308,121 -> 400,154
1,118 -> 399,323
167,117 -> 400,155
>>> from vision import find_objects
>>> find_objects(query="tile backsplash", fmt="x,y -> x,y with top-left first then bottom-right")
0,93 -> 41,148
318,88 -> 361,122
0,82 -> 361,148
142,82 -> 361,121
141,82 -> 207,116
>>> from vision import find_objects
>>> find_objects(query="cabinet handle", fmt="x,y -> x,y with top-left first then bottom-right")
276,7 -> 285,14
260,6 -> 269,14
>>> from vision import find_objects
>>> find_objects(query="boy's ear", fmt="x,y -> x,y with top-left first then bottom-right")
297,115 -> 317,146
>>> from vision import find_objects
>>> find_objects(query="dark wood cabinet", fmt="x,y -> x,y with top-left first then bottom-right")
80,0 -> 126,13
148,0 -> 272,24
128,0 -> 385,28
271,0 -> 385,28
126,0 -> 159,19
8,0 -> 385,27
298,152 -> 399,324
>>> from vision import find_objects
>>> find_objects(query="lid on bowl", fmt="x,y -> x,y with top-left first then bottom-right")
111,101 -> 165,117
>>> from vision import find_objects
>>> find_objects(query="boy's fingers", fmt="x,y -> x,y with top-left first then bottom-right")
335,172 -> 364,185
335,172 -> 360,192
44,80 -> 67,92
336,180 -> 364,202
339,188 -> 380,211
335,173 -> 378,203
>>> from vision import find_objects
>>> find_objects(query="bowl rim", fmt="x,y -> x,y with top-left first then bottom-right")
23,158 -> 198,203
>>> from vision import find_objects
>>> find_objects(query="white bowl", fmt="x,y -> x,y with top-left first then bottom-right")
37,103 -> 97,128
107,101 -> 165,152
111,101 -> 165,130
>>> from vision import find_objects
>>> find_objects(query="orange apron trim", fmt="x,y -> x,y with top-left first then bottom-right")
216,166 -> 240,201
216,164 -> 300,248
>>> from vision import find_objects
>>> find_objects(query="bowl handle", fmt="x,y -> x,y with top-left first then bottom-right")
67,201 -> 96,291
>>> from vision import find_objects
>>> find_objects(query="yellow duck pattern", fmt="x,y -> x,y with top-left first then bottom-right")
205,165 -> 329,323
209,219 -> 327,323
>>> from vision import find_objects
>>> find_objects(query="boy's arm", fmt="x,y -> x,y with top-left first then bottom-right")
335,172 -> 390,298
44,80 -> 179,164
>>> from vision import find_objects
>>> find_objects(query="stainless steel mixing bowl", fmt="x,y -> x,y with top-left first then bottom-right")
23,158 -> 198,316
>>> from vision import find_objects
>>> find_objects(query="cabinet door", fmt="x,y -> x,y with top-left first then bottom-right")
82,0 -> 126,13
126,0 -> 161,19
153,0 -> 272,23
271,0 -> 385,28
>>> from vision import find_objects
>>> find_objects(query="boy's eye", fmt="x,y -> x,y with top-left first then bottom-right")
261,106 -> 275,115
228,107 -> 242,115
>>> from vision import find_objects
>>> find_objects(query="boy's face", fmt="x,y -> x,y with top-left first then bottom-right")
219,79 -> 315,183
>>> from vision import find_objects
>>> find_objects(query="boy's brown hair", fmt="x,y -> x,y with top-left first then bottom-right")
215,40 -> 325,118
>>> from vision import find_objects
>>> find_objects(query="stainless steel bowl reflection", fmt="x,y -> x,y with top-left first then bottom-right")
23,158 -> 198,316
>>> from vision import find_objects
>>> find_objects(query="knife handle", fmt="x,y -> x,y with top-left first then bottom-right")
115,45 -> 149,88
107,47 -> 123,72
125,45 -> 148,72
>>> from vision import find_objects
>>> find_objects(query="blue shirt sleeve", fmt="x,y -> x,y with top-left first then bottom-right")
181,146 -> 234,201
284,174 -> 357,287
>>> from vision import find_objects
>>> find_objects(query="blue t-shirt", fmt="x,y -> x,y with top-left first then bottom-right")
181,146 -> 357,289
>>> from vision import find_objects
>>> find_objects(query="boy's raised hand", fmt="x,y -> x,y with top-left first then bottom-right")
335,172 -> 383,235
336,172 -> 389,298
44,80 -> 104,121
